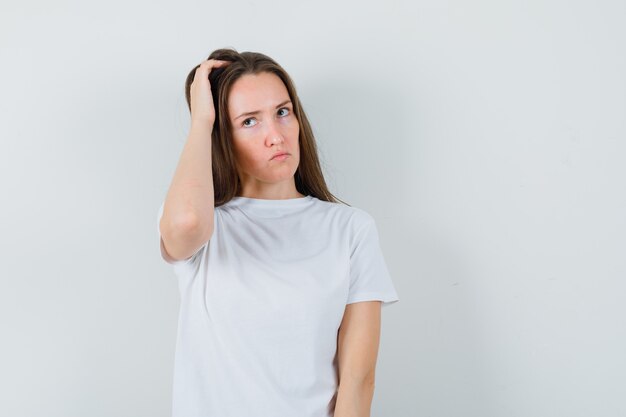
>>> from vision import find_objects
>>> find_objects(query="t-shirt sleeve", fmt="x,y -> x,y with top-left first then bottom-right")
157,202 -> 205,273
347,211 -> 400,308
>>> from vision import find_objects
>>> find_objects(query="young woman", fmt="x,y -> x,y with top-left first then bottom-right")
157,48 -> 399,417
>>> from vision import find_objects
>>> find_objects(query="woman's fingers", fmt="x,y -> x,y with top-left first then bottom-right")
193,59 -> 229,85
189,59 -> 231,128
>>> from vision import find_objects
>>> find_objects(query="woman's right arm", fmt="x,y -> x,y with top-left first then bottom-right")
159,59 -> 229,261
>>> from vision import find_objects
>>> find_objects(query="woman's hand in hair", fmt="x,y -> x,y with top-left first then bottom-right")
189,59 -> 230,130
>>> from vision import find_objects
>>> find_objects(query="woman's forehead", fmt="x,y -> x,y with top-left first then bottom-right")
228,72 -> 290,114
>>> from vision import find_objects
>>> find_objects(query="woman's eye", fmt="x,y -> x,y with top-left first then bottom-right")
242,118 -> 257,127
278,107 -> 290,117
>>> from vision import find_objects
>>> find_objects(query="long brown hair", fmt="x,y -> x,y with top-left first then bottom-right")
184,48 -> 348,208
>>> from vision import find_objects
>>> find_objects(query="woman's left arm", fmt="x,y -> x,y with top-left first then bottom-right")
334,300 -> 382,417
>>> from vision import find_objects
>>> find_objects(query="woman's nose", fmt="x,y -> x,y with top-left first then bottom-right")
265,118 -> 284,145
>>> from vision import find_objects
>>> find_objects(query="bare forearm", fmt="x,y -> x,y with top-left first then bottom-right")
334,380 -> 375,417
162,123 -> 214,232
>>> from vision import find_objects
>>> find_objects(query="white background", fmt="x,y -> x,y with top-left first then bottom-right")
1,1 -> 625,416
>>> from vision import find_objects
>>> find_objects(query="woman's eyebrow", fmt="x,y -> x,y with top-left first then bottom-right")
234,100 -> 292,121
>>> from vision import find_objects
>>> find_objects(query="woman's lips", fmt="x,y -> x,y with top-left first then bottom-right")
271,153 -> 289,160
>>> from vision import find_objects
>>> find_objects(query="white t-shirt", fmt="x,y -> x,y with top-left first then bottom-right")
157,195 -> 399,417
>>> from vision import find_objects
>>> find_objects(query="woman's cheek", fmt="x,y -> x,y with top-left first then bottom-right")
281,116 -> 298,131
289,119 -> 300,135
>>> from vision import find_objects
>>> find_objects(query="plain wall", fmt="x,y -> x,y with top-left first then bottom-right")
1,0 -> 625,416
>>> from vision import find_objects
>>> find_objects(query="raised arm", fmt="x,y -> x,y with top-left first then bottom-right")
159,59 -> 229,261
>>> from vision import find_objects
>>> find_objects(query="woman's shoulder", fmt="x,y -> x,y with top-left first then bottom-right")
311,197 -> 375,228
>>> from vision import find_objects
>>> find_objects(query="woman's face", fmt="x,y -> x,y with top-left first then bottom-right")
227,71 -> 300,190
